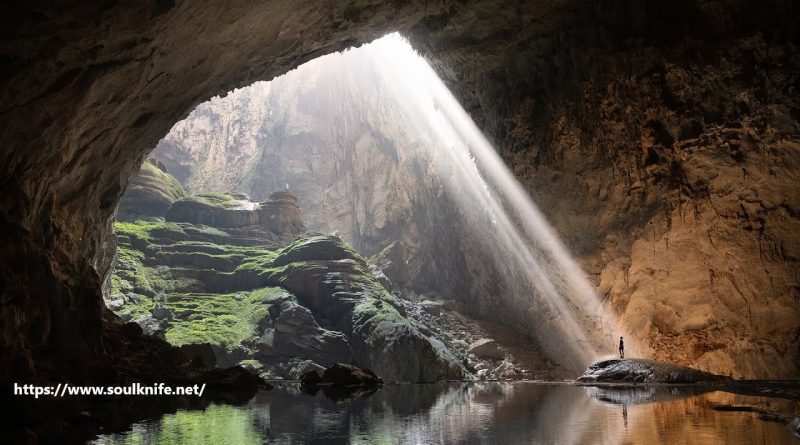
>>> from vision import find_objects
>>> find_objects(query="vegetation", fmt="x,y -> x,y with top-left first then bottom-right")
164,287 -> 284,349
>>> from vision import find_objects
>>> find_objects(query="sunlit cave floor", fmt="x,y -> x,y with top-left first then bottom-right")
38,382 -> 800,444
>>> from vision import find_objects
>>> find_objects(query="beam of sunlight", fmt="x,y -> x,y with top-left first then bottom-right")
364,33 -> 642,370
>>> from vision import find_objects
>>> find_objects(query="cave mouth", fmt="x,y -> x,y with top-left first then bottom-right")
108,33 -> 625,383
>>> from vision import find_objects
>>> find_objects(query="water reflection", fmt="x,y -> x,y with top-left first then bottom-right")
93,383 -> 797,444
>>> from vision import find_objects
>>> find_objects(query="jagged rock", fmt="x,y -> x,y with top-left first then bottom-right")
493,360 -> 521,380
370,265 -> 392,291
577,359 -> 730,384
321,363 -> 382,387
468,339 -> 505,361
165,192 -> 260,228
262,234 -> 465,382
258,192 -> 306,236
271,300 -> 352,366
117,159 -> 186,220
287,360 -> 325,380
369,242 -> 413,289
134,315 -> 168,339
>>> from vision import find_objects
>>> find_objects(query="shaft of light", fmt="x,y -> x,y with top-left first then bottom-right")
366,34 -> 641,370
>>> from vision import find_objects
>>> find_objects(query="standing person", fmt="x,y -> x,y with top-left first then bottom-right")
619,336 -> 625,359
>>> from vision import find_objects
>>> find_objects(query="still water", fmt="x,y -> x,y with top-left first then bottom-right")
92,382 -> 798,444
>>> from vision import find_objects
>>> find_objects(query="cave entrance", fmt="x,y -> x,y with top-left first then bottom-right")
107,33 -> 625,382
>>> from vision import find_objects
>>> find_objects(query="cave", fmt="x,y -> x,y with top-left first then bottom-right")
1,1 -> 799,443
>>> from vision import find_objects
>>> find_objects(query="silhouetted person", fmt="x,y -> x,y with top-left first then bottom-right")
619,336 -> 624,359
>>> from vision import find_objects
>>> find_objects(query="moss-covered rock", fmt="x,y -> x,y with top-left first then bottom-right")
166,192 -> 260,228
117,159 -> 186,219
109,222 -> 463,382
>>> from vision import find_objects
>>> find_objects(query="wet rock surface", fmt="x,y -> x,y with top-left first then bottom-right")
577,359 -> 730,384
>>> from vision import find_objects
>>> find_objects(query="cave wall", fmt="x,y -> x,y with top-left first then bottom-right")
1,0 -> 798,381
409,1 -> 800,377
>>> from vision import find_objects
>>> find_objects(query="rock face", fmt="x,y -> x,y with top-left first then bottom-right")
258,192 -> 306,236
269,299 -> 353,367
117,159 -> 186,220
0,1 -> 798,384
577,359 -> 729,384
163,191 -> 306,241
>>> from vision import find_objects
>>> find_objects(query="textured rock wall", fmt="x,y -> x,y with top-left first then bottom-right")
410,2 -> 800,377
1,0 -> 798,381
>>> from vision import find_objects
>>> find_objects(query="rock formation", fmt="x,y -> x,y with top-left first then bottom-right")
577,359 -> 729,384
109,173 -> 464,381
117,158 -> 186,220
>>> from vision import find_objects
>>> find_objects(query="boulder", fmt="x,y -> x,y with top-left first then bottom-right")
468,339 -> 505,360
134,315 -> 168,339
321,363 -> 382,387
288,360 -> 326,380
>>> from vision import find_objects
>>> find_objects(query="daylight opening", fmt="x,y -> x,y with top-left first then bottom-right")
108,33 -> 635,382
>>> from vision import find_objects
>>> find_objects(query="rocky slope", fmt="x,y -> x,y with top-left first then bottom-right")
110,171 -> 463,382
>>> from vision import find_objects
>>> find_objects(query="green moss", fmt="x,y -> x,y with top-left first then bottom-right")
136,160 -> 187,202
191,192 -> 244,209
163,287 -> 284,349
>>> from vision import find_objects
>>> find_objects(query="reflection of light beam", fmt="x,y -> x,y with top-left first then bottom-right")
364,33 -> 642,370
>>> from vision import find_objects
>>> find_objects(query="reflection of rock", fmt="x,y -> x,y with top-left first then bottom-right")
584,385 -> 711,406
468,339 -> 505,361
577,359 -> 729,383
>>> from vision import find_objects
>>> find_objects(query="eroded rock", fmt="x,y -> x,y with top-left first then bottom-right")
577,359 -> 729,384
